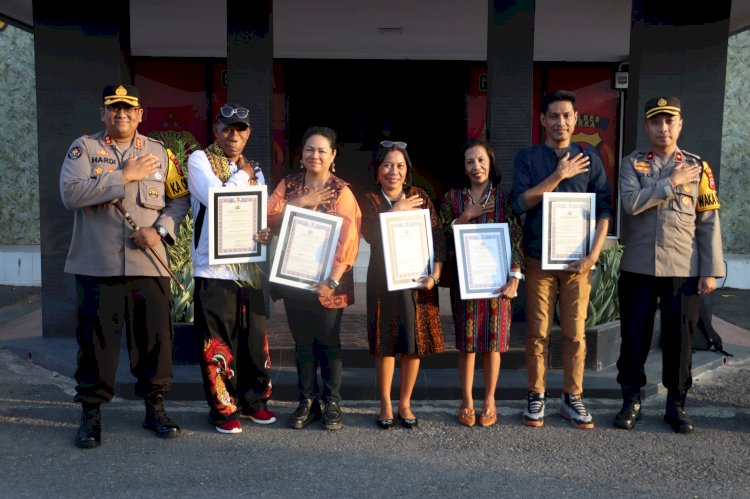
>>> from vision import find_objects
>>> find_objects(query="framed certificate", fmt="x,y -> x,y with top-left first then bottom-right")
380,209 -> 434,291
453,223 -> 511,300
269,205 -> 343,290
542,192 -> 595,270
208,185 -> 267,265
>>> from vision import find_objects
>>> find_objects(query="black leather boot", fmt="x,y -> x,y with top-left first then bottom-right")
289,399 -> 321,429
664,391 -> 694,434
143,393 -> 180,439
75,402 -> 102,449
613,398 -> 642,430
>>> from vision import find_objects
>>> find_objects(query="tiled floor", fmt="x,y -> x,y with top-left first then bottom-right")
267,312 -> 461,351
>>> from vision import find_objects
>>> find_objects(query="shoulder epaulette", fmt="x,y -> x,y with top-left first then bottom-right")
146,136 -> 165,146
681,150 -> 701,161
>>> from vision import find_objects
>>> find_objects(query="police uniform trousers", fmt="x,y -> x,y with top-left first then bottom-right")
194,278 -> 272,425
282,287 -> 343,404
73,275 -> 173,404
616,271 -> 699,397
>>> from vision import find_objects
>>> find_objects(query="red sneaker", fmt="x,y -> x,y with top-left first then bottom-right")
244,409 -> 277,425
215,420 -> 242,434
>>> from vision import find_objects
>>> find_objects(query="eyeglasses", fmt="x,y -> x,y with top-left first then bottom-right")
219,106 -> 250,119
106,105 -> 140,116
380,140 -> 407,149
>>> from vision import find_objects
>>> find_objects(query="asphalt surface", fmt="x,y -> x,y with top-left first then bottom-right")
0,347 -> 748,498
0,285 -> 749,497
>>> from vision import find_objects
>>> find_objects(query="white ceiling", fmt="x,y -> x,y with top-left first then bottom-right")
4,0 -> 750,61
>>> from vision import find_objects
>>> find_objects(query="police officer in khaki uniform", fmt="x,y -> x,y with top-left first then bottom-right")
60,84 -> 189,448
614,97 -> 724,434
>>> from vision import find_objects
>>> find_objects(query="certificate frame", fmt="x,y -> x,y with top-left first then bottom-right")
453,223 -> 511,300
208,185 -> 267,265
380,209 -> 434,291
541,192 -> 596,270
269,205 -> 343,290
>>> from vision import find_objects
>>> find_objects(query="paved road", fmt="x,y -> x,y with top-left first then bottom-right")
1,348 -> 748,498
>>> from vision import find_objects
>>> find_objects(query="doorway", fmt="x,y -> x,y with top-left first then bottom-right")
282,59 -> 470,202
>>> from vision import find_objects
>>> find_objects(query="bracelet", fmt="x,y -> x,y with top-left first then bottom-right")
429,273 -> 440,286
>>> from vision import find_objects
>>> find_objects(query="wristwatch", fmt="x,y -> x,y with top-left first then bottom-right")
326,278 -> 340,289
154,225 -> 168,239
509,270 -> 525,281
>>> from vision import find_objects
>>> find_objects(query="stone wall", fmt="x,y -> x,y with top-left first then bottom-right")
721,29 -> 750,254
0,22 -> 39,245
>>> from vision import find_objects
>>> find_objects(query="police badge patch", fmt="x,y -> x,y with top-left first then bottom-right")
148,187 -> 158,198
68,147 -> 82,159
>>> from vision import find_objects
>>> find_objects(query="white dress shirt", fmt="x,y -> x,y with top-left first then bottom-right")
187,149 -> 266,280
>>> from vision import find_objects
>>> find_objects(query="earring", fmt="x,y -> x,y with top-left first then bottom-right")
300,162 -> 304,169
330,162 -> 336,173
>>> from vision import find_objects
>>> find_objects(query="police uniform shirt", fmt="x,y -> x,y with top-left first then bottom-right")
619,147 -> 724,278
60,130 -> 189,276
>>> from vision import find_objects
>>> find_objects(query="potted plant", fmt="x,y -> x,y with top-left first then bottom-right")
149,130 -> 200,363
548,243 -> 624,371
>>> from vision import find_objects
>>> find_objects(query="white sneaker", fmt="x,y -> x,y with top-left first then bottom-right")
523,392 -> 545,427
560,393 -> 594,429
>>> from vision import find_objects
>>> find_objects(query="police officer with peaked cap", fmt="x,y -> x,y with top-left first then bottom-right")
614,96 -> 724,434
60,84 -> 189,448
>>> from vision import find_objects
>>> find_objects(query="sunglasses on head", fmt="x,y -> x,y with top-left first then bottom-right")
380,140 -> 407,149
219,106 -> 250,119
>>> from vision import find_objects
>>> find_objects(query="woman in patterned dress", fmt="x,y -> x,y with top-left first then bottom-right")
361,140 -> 446,429
267,126 -> 361,431
440,139 -> 524,428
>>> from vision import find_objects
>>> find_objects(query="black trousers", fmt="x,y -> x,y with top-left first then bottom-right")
283,288 -> 343,403
74,275 -> 173,403
616,271 -> 699,397
194,278 -> 272,425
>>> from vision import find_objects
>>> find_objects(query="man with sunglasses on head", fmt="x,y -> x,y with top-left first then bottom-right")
511,90 -> 613,430
187,103 -> 275,434
61,84 -> 189,448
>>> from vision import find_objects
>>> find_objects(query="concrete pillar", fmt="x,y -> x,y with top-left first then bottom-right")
227,0 -> 273,184
33,2 -> 129,337
486,0 -> 535,192
625,0 -> 731,184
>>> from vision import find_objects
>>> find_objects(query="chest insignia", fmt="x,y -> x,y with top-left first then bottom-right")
94,166 -> 104,175
148,187 -> 159,199
634,161 -> 651,173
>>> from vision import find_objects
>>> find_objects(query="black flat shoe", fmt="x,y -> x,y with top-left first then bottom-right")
397,412 -> 418,429
377,417 -> 394,429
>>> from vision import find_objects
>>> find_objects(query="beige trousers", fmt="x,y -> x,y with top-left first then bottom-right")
524,257 -> 592,395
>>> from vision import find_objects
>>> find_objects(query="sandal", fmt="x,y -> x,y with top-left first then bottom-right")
458,407 -> 476,427
478,409 -> 497,428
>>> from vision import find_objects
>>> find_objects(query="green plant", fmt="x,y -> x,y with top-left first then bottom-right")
585,243 -> 623,327
149,130 -> 200,323
169,217 -> 195,323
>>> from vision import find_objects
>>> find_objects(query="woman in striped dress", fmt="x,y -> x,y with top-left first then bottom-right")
440,139 -> 524,428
